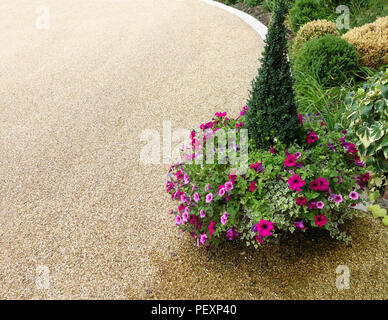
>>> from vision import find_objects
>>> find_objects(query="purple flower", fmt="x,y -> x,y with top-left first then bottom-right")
332,194 -> 343,203
294,220 -> 306,230
226,228 -> 239,240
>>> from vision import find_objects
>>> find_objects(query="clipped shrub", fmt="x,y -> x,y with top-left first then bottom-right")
246,0 -> 301,149
292,19 -> 339,54
342,16 -> 388,68
344,68 -> 388,174
166,110 -> 370,248
293,34 -> 359,86
289,0 -> 330,33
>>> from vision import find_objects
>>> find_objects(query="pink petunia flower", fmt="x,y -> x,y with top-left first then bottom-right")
200,209 -> 206,218
284,154 -> 297,167
332,194 -> 343,203
294,220 -> 306,230
226,228 -> 239,240
314,214 -> 327,227
316,201 -> 325,209
349,191 -> 359,200
182,210 -> 189,223
200,233 -> 207,245
256,219 -> 274,237
208,221 -> 216,237
256,235 -> 264,244
288,174 -> 305,192
206,193 -> 213,203
249,181 -> 257,192
175,215 -> 182,225
193,192 -> 200,202
306,131 -> 318,144
296,196 -> 307,206
218,187 -> 226,197
221,211 -> 228,225
225,181 -> 233,191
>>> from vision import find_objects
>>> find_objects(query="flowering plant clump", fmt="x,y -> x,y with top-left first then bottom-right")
166,108 -> 369,248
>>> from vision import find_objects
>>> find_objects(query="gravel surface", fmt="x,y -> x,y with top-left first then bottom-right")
0,0 -> 263,299
0,0 -> 386,300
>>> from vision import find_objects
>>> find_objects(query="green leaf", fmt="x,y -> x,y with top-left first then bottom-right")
382,216 -> 388,226
368,204 -> 387,218
381,85 -> 388,99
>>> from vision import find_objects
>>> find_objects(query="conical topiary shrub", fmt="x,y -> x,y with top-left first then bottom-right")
245,0 -> 301,149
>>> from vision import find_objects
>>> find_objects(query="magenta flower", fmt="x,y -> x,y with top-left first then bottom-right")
317,177 -> 329,191
256,235 -> 264,244
206,193 -> 213,203
306,131 -> 318,144
361,172 -> 370,183
182,210 -> 189,223
256,219 -> 274,237
332,194 -> 343,203
193,192 -> 200,202
205,183 -> 211,192
314,214 -> 327,227
225,181 -> 233,191
175,215 -> 182,225
192,184 -> 196,191
208,221 -> 216,237
218,187 -> 226,197
349,191 -> 359,200
181,193 -> 187,203
294,220 -> 305,230
316,201 -> 324,209
296,196 -> 307,206
221,211 -> 228,225
284,154 -> 296,167
248,181 -> 257,192
214,112 -> 227,118
200,209 -> 206,218
226,228 -> 239,240
288,174 -> 305,192
310,177 -> 329,191
200,233 -> 207,245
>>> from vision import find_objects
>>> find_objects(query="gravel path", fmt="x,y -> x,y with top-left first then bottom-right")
0,0 -> 263,299
1,0 -> 386,300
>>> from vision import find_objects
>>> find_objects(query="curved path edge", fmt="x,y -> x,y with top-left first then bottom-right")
199,0 -> 268,40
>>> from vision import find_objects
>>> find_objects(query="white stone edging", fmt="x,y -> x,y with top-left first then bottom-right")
199,0 -> 268,40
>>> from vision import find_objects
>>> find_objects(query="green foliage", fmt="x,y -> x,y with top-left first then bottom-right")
243,0 -> 263,6
225,0 -> 238,5
344,68 -> 388,174
368,204 -> 388,227
289,0 -> 331,33
294,71 -> 349,131
347,0 -> 388,28
293,35 -> 359,87
246,0 -> 301,149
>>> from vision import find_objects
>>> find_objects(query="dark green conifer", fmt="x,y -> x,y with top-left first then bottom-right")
245,0 -> 301,149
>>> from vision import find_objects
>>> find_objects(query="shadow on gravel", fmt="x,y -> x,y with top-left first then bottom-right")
137,212 -> 387,300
